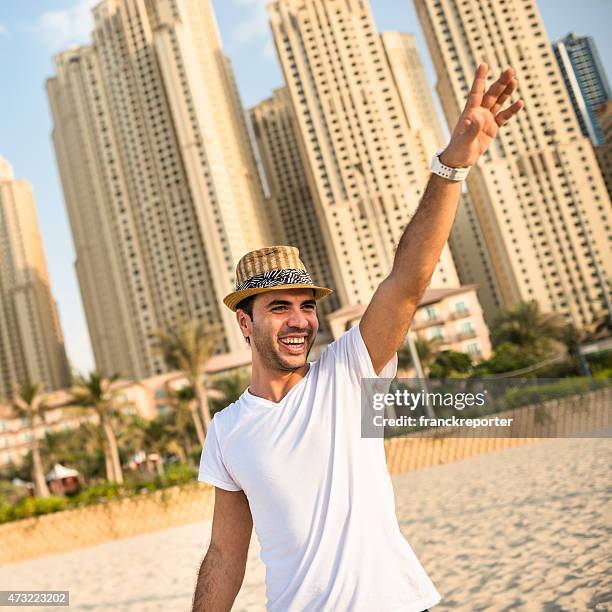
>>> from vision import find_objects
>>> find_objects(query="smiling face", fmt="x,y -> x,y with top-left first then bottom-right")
237,289 -> 319,372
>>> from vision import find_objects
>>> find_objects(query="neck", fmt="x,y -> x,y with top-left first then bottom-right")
249,358 -> 310,404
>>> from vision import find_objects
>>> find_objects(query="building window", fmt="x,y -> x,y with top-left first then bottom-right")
453,300 -> 469,315
459,321 -> 475,336
425,306 -> 438,321
466,342 -> 481,356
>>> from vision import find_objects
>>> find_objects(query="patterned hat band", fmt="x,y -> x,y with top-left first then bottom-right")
236,268 -> 313,291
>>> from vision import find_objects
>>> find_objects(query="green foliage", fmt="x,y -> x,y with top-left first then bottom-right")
73,482 -> 123,506
190,446 -> 203,465
473,342 -> 538,375
531,358 -> 581,378
429,350 -> 472,379
149,319 -> 221,380
0,480 -> 22,505
163,463 -> 197,487
491,300 -> 565,354
0,461 -> 203,524
593,368 -> 612,380
397,337 -> 439,372
0,495 -> 67,524
0,460 -> 31,483
497,378 -> 611,410
41,424 -> 107,482
586,351 -> 612,375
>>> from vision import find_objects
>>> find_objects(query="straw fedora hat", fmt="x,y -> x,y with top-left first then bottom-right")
223,246 -> 333,311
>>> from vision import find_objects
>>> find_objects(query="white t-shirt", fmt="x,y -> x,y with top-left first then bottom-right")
198,324 -> 441,611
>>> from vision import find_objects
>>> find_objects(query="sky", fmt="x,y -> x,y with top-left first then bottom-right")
0,0 -> 610,375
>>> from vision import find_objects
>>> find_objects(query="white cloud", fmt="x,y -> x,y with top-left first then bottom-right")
231,0 -> 275,60
0,23 -> 8,36
34,0 -> 98,50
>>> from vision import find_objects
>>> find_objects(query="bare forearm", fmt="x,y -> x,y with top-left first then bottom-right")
390,173 -> 461,298
191,544 -> 244,612
359,65 -> 523,372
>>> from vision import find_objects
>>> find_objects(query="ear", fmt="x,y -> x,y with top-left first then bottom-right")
236,309 -> 251,341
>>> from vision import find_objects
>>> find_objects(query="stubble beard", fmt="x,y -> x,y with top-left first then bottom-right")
251,327 -> 316,372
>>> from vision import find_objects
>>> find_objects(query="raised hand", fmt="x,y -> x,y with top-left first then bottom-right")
440,63 -> 524,169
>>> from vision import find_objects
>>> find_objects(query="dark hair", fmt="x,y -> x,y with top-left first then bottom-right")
236,294 -> 256,320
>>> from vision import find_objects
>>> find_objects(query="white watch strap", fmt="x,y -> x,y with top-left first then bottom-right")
430,148 -> 470,181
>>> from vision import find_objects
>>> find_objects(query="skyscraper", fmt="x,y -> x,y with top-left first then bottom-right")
47,0 -> 273,379
595,100 -> 612,198
266,0 -> 459,309
553,33 -> 611,146
414,0 -> 612,330
0,158 -> 71,399
250,87 -> 341,327
381,31 -> 499,317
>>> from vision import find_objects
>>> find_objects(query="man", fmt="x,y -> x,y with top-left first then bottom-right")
192,64 -> 523,611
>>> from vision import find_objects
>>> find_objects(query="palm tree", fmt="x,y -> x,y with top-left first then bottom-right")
12,382 -> 50,498
68,372 -> 125,483
150,319 -> 221,435
43,421 -> 107,484
128,416 -> 185,478
168,383 -> 205,450
491,301 -> 566,354
397,337 -> 439,373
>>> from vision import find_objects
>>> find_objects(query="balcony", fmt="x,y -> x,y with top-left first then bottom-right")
450,308 -> 470,320
457,329 -> 477,340
412,317 -> 442,331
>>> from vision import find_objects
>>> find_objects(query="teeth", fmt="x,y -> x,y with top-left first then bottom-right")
280,337 -> 305,345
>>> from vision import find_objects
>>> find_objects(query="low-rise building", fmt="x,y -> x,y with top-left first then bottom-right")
327,285 -> 492,362
0,350 -> 254,468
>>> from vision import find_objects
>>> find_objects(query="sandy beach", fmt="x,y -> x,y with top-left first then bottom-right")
1,436 -> 610,611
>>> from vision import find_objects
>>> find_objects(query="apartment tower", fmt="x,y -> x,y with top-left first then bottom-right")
381,31 -> 499,318
0,158 -> 71,399
595,101 -> 612,198
250,87 -> 341,326
414,0 -> 612,329
266,0 -> 459,308
47,0 -> 273,379
553,33 -> 610,146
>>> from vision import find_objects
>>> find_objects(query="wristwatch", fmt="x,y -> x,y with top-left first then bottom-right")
430,148 -> 471,181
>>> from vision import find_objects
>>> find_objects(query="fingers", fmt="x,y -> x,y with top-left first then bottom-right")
465,63 -> 489,110
491,78 -> 518,115
482,68 -> 515,110
495,99 -> 525,127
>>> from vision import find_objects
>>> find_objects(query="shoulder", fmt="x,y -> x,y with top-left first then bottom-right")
210,398 -> 243,438
317,323 -> 365,363
316,323 -> 397,381
314,324 -> 362,381
317,323 -> 360,359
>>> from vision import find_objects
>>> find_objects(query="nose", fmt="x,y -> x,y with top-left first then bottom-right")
286,306 -> 309,329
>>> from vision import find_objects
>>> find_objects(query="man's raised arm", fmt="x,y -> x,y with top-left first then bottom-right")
360,63 -> 524,374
